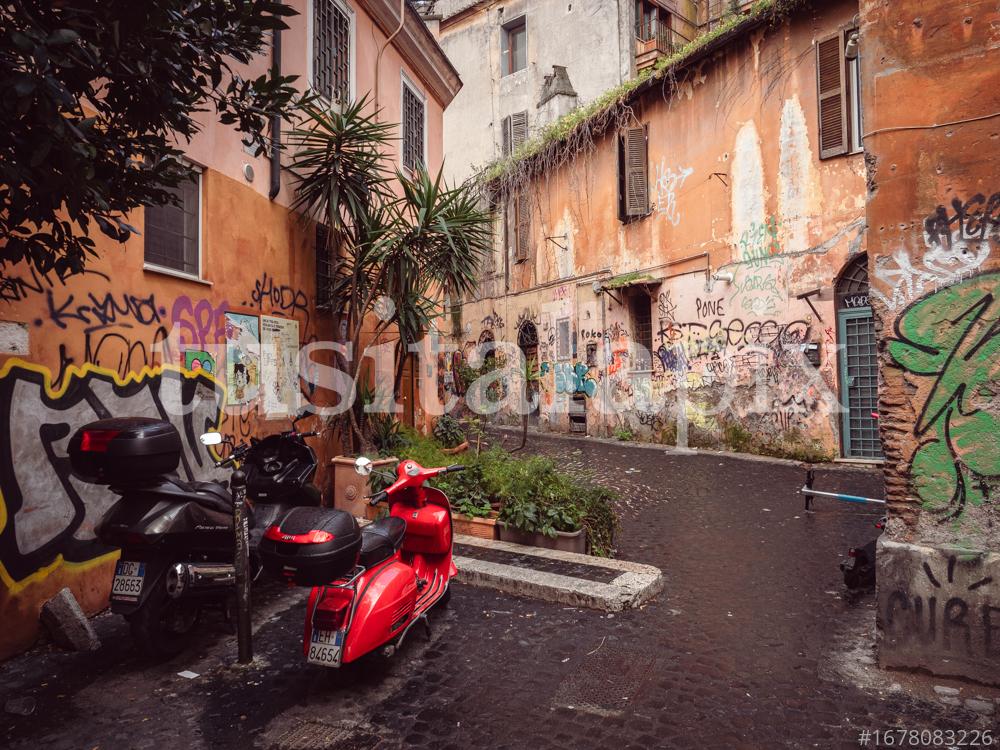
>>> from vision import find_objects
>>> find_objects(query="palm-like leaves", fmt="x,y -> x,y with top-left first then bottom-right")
289,98 -> 493,448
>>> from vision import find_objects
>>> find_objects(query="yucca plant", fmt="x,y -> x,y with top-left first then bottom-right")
289,96 -> 492,451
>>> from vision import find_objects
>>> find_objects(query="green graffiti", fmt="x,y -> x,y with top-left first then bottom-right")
888,273 -> 1000,521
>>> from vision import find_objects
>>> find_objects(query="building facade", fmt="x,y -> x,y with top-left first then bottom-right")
0,0 -> 459,660
861,0 -> 1000,685
452,0 -> 876,463
423,0 -> 700,184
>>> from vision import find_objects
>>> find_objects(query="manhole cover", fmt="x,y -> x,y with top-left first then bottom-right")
552,641 -> 659,716
267,720 -> 379,750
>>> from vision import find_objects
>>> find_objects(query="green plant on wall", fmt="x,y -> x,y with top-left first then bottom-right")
887,273 -> 1000,522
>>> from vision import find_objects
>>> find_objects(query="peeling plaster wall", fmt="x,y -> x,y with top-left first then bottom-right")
455,1 -> 867,460
860,0 -> 1000,683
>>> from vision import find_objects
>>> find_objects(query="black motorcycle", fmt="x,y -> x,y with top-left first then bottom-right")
839,517 -> 885,590
70,413 -> 322,657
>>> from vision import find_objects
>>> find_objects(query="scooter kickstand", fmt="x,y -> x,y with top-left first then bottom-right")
420,614 -> 432,641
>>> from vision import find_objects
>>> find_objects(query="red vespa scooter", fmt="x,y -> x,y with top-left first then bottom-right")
259,458 -> 463,668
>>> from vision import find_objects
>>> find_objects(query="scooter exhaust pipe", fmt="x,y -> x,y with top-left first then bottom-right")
166,562 -> 236,599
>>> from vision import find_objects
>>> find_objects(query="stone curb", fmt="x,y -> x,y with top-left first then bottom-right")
490,424 -> 882,472
453,533 -> 663,612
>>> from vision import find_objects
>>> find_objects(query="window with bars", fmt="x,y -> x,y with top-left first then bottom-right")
314,0 -> 352,104
402,79 -> 426,171
629,290 -> 653,370
315,223 -> 334,311
816,28 -> 862,159
144,171 -> 201,276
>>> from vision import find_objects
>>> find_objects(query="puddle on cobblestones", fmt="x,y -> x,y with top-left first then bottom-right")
551,641 -> 658,717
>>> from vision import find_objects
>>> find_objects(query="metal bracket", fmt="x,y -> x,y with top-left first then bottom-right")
795,288 -> 824,323
545,234 -> 568,251
710,172 -> 729,187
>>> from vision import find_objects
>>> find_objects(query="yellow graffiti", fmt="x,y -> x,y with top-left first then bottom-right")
0,358 -> 226,596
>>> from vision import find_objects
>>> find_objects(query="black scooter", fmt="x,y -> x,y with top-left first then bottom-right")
840,516 -> 885,590
69,412 -> 322,657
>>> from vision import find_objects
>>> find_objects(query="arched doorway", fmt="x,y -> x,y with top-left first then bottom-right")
517,320 -> 540,424
835,254 -> 882,458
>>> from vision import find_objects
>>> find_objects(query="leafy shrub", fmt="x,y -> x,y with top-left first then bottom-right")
432,414 -> 466,448
614,426 -> 635,441
369,413 -> 405,457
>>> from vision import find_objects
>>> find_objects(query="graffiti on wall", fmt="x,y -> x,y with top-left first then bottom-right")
887,272 -> 1000,522
874,193 -> 998,311
0,361 -> 223,590
653,160 -> 694,225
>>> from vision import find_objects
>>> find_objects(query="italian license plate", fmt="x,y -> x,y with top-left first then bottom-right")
307,629 -> 344,667
111,560 -> 145,602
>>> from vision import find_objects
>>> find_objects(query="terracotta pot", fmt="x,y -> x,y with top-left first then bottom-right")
452,512 -> 497,540
496,523 -> 587,554
441,441 -> 469,455
330,455 -> 398,518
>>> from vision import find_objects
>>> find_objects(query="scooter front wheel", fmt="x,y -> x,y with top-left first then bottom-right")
128,587 -> 200,658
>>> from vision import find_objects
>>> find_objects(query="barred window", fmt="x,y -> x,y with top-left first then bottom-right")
314,0 -> 352,104
402,79 -> 426,171
144,170 -> 200,277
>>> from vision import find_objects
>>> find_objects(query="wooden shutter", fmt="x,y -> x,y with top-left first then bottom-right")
510,111 -> 528,152
515,192 -> 530,262
624,125 -> 649,217
816,32 -> 848,159
505,198 -> 516,258
501,116 -> 512,156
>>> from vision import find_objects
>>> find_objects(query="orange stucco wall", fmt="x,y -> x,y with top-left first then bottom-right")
0,0 -> 448,659
457,0 -> 868,458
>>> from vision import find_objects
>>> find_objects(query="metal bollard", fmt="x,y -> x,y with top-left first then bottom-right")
230,469 -> 253,663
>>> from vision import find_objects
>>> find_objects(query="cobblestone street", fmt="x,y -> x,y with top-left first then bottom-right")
2,434 -> 997,749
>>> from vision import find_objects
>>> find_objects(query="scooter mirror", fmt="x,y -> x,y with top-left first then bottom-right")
199,432 -> 224,446
354,456 -> 373,476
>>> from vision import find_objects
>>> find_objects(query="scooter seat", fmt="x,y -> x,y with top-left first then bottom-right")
359,516 -> 406,567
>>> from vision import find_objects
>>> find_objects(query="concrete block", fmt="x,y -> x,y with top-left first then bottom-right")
39,588 -> 100,652
877,538 -> 1000,686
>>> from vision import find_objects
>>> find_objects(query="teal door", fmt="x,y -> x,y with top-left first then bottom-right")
837,306 -> 882,458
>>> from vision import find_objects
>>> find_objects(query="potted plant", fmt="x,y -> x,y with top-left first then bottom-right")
433,460 -> 498,539
493,456 -> 586,553
433,414 -> 468,454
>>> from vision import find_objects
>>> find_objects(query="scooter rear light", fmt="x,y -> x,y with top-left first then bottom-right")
313,597 -> 349,632
80,429 -> 121,452
263,527 -> 334,544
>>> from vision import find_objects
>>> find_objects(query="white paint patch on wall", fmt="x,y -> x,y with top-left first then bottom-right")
0,320 -> 29,355
731,120 -> 766,247
777,96 -> 815,255
556,207 -> 576,280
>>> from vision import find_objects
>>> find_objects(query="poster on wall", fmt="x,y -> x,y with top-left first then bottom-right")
260,315 -> 300,416
225,312 -> 260,406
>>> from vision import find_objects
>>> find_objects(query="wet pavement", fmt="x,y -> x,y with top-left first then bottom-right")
2,433 -> 998,749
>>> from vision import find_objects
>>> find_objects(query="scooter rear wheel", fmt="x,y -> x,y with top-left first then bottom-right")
129,587 -> 200,658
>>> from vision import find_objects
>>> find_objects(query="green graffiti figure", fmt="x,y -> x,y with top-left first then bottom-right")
888,272 -> 1000,521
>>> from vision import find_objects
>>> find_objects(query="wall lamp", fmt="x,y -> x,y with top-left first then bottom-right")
845,31 -> 859,59
711,270 -> 734,284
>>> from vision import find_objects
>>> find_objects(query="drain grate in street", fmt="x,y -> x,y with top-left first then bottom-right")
267,720 -> 380,750
454,543 -> 622,583
552,641 -> 659,716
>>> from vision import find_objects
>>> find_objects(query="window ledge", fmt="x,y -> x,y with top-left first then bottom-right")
144,263 -> 212,286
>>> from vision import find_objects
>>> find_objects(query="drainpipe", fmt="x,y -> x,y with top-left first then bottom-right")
268,3 -> 283,201
374,0 -> 408,119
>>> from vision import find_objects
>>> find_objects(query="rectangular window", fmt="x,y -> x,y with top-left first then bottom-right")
315,223 -> 334,311
557,318 -> 571,360
501,16 -> 527,76
816,28 -> 864,159
506,192 -> 531,263
501,110 -> 528,157
845,28 -> 863,153
617,125 -> 649,221
635,1 -> 669,43
144,170 -> 201,277
402,77 -> 426,172
629,291 -> 653,371
314,0 -> 353,104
